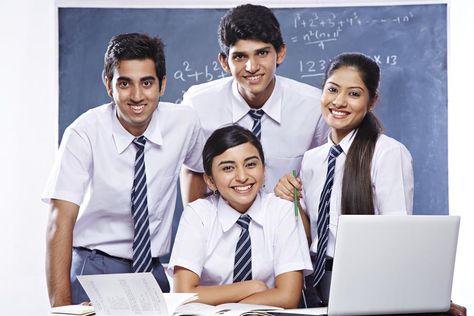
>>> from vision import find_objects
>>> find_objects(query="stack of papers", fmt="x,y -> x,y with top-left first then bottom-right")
50,304 -> 95,316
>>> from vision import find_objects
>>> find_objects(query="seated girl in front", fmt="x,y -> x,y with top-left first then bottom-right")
168,125 -> 312,308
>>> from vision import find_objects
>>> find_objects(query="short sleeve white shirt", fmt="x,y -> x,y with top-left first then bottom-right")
42,102 -> 205,258
300,130 -> 414,257
168,192 -> 312,288
182,76 -> 329,190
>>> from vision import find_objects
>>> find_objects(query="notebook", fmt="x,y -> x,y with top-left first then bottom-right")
326,215 -> 460,316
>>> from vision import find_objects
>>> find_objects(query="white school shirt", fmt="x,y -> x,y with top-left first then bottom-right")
182,75 -> 329,191
168,192 -> 313,288
42,102 -> 204,259
300,130 -> 414,257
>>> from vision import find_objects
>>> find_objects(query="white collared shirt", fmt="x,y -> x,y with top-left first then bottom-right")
42,102 -> 204,259
168,192 -> 312,288
182,75 -> 329,191
300,130 -> 414,257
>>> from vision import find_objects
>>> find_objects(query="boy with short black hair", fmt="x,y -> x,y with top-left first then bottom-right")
43,32 -> 204,306
180,4 -> 328,203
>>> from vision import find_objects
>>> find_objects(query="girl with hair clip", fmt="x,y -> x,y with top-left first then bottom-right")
168,125 -> 312,308
274,52 -> 414,307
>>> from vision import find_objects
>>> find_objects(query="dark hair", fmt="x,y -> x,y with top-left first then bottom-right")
103,33 -> 166,89
323,53 -> 383,215
218,4 -> 284,58
203,125 -> 265,176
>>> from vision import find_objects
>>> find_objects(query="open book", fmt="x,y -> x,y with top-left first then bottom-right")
77,273 -> 282,316
77,273 -> 197,316
174,302 -> 282,316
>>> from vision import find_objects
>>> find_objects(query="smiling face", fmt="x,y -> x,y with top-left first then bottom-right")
321,66 -> 374,144
219,39 -> 286,109
106,58 -> 166,136
204,142 -> 265,214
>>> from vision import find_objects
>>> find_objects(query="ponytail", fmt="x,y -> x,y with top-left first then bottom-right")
341,112 -> 383,215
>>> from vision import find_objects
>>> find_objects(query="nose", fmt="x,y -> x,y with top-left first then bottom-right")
245,57 -> 259,73
332,93 -> 347,108
235,167 -> 249,183
130,86 -> 144,103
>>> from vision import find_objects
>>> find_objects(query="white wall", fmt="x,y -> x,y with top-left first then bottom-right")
0,0 -> 471,314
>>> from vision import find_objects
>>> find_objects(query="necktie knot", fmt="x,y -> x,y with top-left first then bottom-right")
133,136 -> 146,150
248,109 -> 264,121
329,144 -> 343,160
237,214 -> 251,230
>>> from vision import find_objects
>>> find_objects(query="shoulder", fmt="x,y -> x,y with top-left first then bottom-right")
66,103 -> 112,135
185,196 -> 218,222
261,192 -> 293,215
277,76 -> 322,100
183,77 -> 233,103
373,134 -> 413,163
156,102 -> 199,123
375,134 -> 411,155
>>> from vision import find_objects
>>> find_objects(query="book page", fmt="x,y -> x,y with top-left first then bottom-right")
78,273 -> 168,316
173,302 -> 282,316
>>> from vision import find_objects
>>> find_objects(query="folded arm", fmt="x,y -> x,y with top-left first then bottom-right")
239,271 -> 303,308
174,266 -> 268,306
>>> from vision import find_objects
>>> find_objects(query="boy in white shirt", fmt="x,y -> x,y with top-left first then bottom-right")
180,4 -> 328,203
42,33 -> 204,307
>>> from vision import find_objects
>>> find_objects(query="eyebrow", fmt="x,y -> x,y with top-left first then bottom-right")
116,76 -> 156,82
231,46 -> 272,56
140,76 -> 156,82
216,155 -> 260,166
327,81 -> 365,90
244,156 -> 260,162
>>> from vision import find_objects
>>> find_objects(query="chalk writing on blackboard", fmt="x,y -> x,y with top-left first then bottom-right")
298,55 -> 398,78
173,60 -> 228,83
290,11 -> 414,50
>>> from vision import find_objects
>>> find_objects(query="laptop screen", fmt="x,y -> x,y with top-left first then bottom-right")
327,215 -> 459,316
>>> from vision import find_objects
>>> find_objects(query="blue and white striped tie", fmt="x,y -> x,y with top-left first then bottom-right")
248,109 -> 264,140
131,136 -> 153,273
233,214 -> 252,282
312,144 -> 343,287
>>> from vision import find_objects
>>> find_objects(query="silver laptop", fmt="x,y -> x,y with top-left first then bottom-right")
326,215 -> 460,316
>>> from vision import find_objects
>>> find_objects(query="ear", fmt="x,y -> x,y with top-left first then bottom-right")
159,76 -> 167,97
104,75 -> 113,98
203,173 -> 217,191
368,93 -> 379,111
276,44 -> 287,65
218,53 -> 231,73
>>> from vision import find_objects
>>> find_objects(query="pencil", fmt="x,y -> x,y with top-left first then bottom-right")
292,170 -> 298,220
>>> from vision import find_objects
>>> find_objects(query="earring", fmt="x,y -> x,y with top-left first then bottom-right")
213,189 -> 218,196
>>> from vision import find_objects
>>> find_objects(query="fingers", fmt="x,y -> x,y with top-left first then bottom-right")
274,173 -> 302,202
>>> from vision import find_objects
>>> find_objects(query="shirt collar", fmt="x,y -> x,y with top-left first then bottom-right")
111,103 -> 164,154
230,76 -> 282,124
217,192 -> 264,232
325,129 -> 358,159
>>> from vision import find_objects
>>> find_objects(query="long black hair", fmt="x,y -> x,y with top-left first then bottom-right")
323,53 -> 383,215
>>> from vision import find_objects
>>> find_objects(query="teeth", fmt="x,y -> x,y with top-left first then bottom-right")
234,185 -> 252,191
247,75 -> 261,81
332,110 -> 348,116
131,105 -> 144,113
